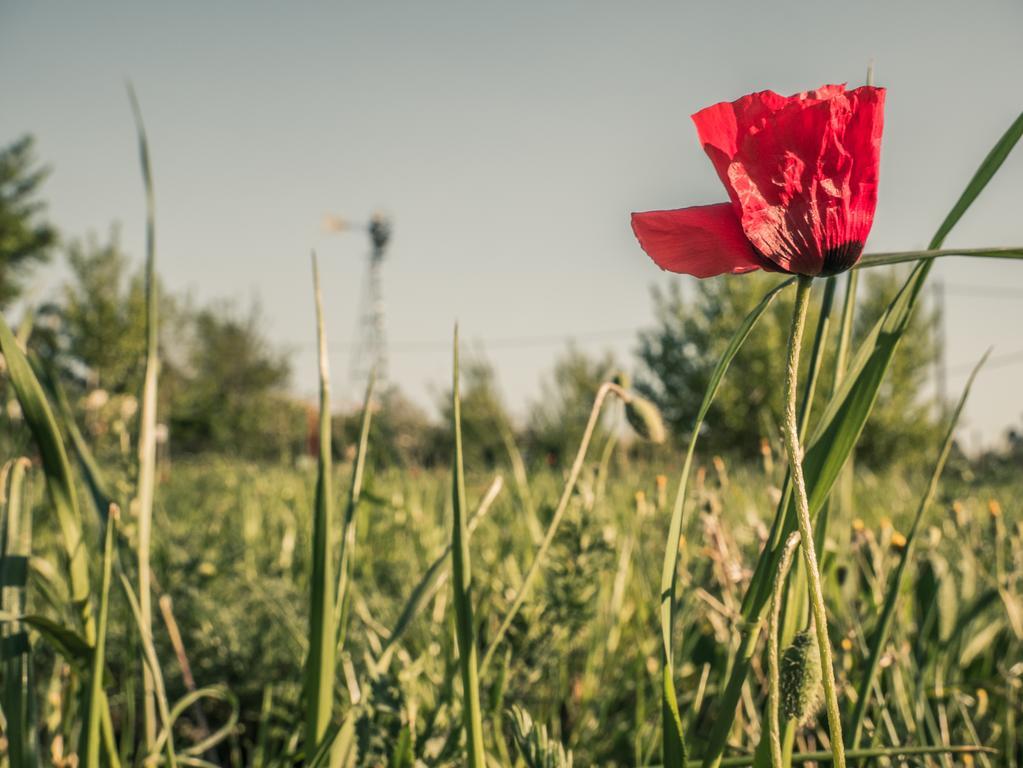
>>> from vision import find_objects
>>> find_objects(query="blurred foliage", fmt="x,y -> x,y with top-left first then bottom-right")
0,135 -> 57,308
169,302 -> 305,460
436,354 -> 512,469
853,267 -> 944,467
636,270 -> 942,468
22,234 -> 305,462
525,345 -> 618,467
335,385 -> 445,469
635,273 -> 802,459
25,456 -> 1011,766
44,229 -> 188,396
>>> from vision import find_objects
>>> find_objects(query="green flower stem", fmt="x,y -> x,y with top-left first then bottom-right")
781,275 -> 846,768
768,532 -> 801,768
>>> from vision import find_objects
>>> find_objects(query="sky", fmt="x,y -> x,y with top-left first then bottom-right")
2,1 -> 1022,448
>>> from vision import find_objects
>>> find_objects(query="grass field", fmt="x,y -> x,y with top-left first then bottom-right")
3,428 -> 1021,766
2,75 -> 1023,768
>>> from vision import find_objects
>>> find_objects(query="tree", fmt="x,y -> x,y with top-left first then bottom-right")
636,273 -> 801,459
635,270 -> 940,467
0,135 -> 57,307
526,344 -> 618,466
58,230 -> 149,393
48,229 -> 188,403
437,354 -> 513,469
170,301 -> 305,459
334,385 -> 445,468
852,267 -> 943,467
18,231 -> 188,461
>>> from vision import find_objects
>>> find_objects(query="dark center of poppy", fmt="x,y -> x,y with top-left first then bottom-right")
819,241 -> 864,276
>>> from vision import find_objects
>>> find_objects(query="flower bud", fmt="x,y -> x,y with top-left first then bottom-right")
780,630 -> 823,725
625,395 -> 667,444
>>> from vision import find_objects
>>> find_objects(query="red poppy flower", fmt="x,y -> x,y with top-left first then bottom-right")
632,84 -> 886,278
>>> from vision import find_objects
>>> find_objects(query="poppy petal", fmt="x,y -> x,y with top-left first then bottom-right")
689,85 -> 884,275
691,85 -> 848,186
631,204 -> 762,278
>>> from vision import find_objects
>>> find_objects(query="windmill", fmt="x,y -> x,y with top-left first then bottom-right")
323,211 -> 393,395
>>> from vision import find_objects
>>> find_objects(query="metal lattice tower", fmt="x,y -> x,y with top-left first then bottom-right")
350,213 -> 392,391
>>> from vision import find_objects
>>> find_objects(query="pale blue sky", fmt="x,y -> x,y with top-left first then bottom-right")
2,1 -> 1022,446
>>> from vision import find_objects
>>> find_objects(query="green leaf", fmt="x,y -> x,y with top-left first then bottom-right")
681,744 -> 997,767
0,611 -> 91,664
928,110 -> 1023,249
0,314 -> 95,642
856,246 -> 1023,269
450,325 -> 487,767
334,371 -> 375,653
305,252 -> 336,748
661,277 -> 793,765
128,82 -> 161,752
82,510 -> 117,768
0,459 -> 34,765
38,357 -> 119,519
848,351 -> 987,746
305,708 -> 358,768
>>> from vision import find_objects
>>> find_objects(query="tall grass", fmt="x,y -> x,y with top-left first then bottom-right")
450,327 -> 487,767
0,98 -> 1020,768
127,84 -> 161,751
304,252 -> 336,752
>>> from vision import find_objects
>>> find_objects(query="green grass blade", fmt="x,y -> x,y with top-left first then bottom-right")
127,81 -> 161,750
661,277 -> 793,765
0,610 -> 91,664
1,458 -> 36,767
82,507 -> 116,768
374,475 -> 502,673
0,313 -> 95,643
479,379 -> 626,676
450,325 -> 487,767
681,744 -> 997,767
252,686 -> 273,768
117,572 -> 178,767
38,358 -> 118,518
928,110 -> 1023,250
334,371 -> 375,653
305,251 -> 336,748
856,246 -> 1023,269
305,708 -> 357,768
700,108 -> 1023,768
154,685 -> 239,757
496,416 -> 543,544
848,351 -> 989,747
828,266 -> 859,542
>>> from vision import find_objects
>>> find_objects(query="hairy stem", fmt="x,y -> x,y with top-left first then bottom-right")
781,275 -> 846,768
768,532 -> 801,768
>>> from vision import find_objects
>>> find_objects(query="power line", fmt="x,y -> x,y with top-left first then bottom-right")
943,283 -> 1023,299
949,348 -> 1023,375
316,327 -> 638,353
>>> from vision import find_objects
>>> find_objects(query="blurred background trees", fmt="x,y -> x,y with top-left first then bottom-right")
0,135 -> 57,308
853,268 -> 943,467
435,354 -> 512,469
636,274 -> 794,460
1,133 -> 956,471
636,270 -> 943,469
525,344 -> 618,467
168,301 -> 305,459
